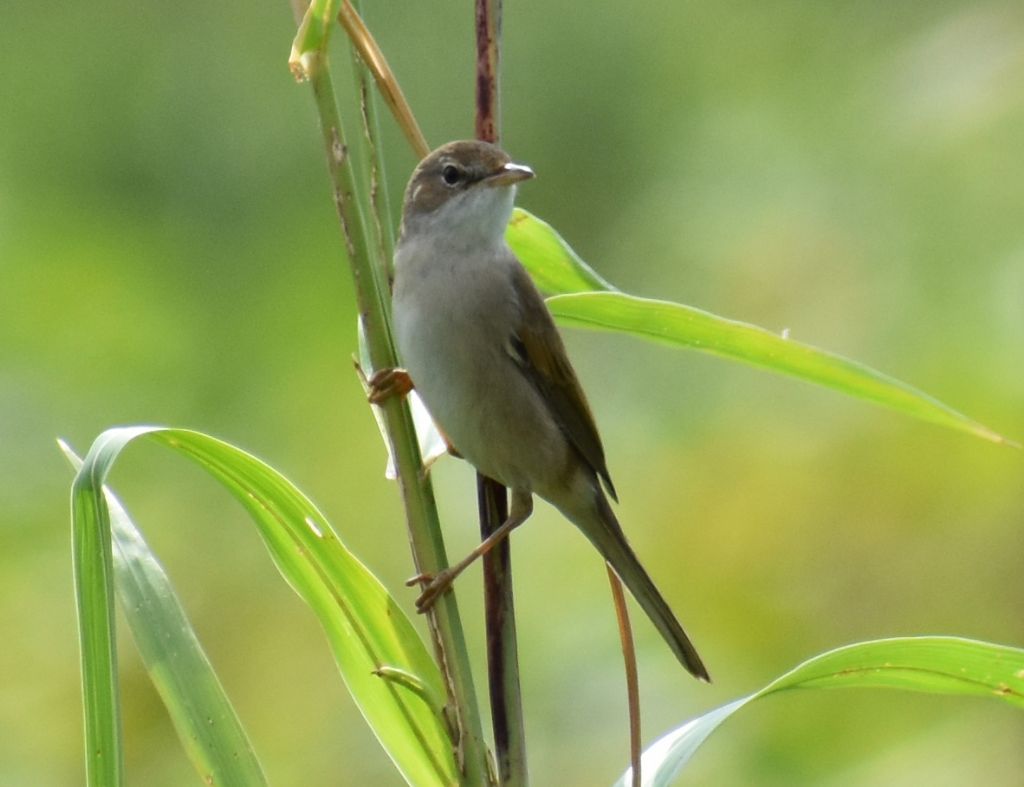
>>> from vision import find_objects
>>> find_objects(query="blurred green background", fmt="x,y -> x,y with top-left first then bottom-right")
3,0 -> 1022,784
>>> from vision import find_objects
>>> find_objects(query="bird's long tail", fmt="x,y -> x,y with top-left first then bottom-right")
581,492 -> 710,682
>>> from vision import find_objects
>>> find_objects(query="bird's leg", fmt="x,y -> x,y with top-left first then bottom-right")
409,490 -> 533,612
366,367 -> 414,404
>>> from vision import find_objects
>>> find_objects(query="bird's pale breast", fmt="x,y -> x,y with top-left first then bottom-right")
393,239 -> 571,494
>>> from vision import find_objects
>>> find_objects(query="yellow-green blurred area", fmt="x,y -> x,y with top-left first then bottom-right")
3,0 -> 1022,784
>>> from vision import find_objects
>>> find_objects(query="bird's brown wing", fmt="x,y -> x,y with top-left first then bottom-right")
506,261 -> 617,500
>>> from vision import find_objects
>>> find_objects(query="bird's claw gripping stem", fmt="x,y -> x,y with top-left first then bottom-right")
406,570 -> 457,612
367,367 -> 414,404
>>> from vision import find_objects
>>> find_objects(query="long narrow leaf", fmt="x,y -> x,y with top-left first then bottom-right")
67,426 -> 457,787
506,210 -> 1011,444
548,291 -> 1010,445
615,637 -> 1024,787
62,441 -> 267,787
70,433 -> 125,787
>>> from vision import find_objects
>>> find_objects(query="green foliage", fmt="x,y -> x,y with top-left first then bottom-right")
65,428 -> 456,787
510,210 -> 1011,446
5,0 -> 1022,784
64,425 -> 1024,786
616,637 -> 1024,786
64,440 -> 266,787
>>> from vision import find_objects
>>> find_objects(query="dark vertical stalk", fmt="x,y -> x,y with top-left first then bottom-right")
475,0 -> 528,784
478,474 -> 524,785
475,0 -> 502,143
472,5 -> 643,783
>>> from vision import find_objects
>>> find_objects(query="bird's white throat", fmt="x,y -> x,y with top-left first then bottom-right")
406,183 -> 516,252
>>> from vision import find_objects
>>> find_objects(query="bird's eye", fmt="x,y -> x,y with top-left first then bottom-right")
441,164 -> 462,186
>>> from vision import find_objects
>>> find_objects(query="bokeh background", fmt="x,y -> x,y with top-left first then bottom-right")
3,1 -> 1023,784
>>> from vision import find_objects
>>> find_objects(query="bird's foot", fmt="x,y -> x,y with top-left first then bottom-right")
367,367 -> 414,404
406,569 -> 457,612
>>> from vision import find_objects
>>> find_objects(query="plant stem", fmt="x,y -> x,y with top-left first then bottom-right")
338,0 -> 429,158
294,9 -> 491,781
478,475 -> 525,785
346,1 -> 396,295
608,567 -> 641,787
475,0 -> 502,143
474,0 -> 528,784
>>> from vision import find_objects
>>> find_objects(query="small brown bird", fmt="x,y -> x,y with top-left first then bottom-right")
381,140 -> 709,681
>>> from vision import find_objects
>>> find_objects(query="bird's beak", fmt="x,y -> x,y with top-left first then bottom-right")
484,162 -> 535,187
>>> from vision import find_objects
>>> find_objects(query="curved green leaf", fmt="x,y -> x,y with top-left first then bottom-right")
507,208 -> 615,296
615,637 -> 1024,787
547,291 -> 1010,444
62,441 -> 267,787
509,209 -> 1012,445
67,427 -> 457,787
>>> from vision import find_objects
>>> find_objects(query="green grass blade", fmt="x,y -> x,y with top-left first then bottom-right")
61,441 -> 268,787
67,426 -> 457,787
506,208 -> 615,296
616,637 -> 1024,787
761,637 -> 1024,700
69,436 -> 126,786
508,209 -> 1012,445
547,291 -> 1011,445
